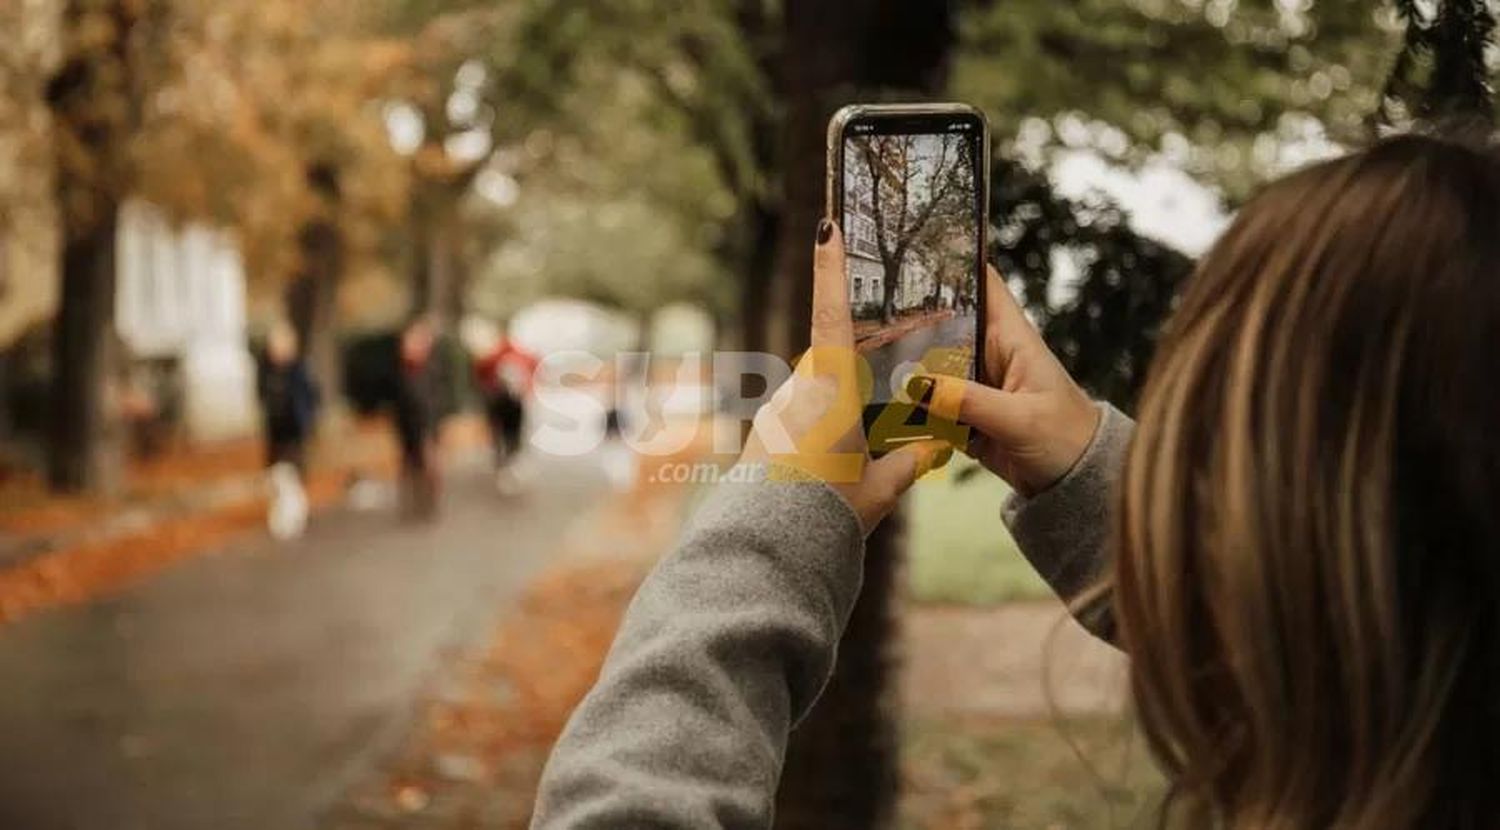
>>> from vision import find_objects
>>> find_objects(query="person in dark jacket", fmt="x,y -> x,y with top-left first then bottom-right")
394,317 -> 443,519
257,322 -> 320,539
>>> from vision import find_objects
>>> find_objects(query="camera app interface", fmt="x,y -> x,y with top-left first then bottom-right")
842,123 -> 981,404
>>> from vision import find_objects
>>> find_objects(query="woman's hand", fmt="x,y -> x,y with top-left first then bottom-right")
740,220 -> 950,533
908,265 -> 1099,498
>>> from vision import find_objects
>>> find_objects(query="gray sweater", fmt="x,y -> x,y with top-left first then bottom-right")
531,403 -> 1134,829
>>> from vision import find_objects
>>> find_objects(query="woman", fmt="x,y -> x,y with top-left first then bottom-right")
257,322 -> 321,540
531,132 -> 1500,828
258,322 -> 321,475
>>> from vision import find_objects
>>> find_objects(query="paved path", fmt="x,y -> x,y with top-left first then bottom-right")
0,456 -> 608,830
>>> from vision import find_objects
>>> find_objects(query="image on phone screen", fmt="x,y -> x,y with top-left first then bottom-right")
841,124 -> 982,407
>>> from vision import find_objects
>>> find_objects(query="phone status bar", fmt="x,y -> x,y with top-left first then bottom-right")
850,122 -> 974,133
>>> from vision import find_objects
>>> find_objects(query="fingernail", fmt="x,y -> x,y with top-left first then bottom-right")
914,449 -> 935,479
905,374 -> 934,403
816,218 -> 835,245
914,444 -> 953,479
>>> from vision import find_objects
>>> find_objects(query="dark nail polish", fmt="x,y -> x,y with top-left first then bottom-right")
905,374 -> 934,403
816,218 -> 834,244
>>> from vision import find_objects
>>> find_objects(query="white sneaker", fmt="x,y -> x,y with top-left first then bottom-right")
509,453 -> 537,484
267,463 -> 309,540
601,442 -> 638,492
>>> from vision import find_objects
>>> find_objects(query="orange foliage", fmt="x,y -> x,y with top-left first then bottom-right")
120,0 -> 412,287
334,432 -> 715,826
0,415 -> 425,624
0,459 -> 351,626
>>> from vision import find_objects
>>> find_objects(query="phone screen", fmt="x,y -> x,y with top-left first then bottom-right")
841,117 -> 984,412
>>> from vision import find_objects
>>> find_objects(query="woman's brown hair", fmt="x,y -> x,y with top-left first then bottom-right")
1115,132 -> 1500,828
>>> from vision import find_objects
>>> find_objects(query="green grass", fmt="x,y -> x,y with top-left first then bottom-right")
899,715 -> 1167,830
906,463 -> 1052,605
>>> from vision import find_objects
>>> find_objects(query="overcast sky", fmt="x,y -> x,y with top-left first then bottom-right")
1050,150 -> 1230,257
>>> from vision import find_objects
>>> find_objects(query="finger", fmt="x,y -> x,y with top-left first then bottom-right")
865,439 -> 953,504
906,439 -> 956,479
985,263 -> 1033,335
749,374 -> 801,455
810,219 -> 854,350
907,373 -> 1032,442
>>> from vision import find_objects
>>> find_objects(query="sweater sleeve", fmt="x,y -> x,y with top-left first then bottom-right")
1001,402 -> 1135,642
530,468 -> 866,830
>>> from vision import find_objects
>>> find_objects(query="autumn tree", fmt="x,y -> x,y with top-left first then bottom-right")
149,0 -> 409,401
851,132 -> 974,323
0,2 -> 62,358
14,0 -> 414,492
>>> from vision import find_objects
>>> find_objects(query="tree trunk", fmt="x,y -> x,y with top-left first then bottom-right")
45,0 -> 142,495
409,199 -> 464,329
409,208 -> 433,318
722,0 -> 784,356
881,257 -> 902,324
776,513 -> 906,830
287,162 -> 346,407
765,4 -> 862,361
738,201 -> 780,354
771,3 -> 953,829
434,219 -> 468,327
0,230 -> 10,444
48,207 -> 123,493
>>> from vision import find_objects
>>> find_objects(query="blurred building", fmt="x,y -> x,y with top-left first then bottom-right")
116,200 -> 258,442
0,198 -> 258,456
844,175 -> 886,313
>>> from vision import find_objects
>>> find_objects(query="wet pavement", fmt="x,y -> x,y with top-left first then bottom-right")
863,311 -> 978,402
0,456 -> 608,830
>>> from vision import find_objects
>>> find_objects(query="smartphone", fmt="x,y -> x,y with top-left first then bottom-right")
826,103 -> 990,455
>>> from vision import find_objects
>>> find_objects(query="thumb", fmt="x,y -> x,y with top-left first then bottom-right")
907,374 -> 1033,444
864,439 -> 954,506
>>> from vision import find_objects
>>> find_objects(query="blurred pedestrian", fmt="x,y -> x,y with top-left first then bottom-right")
394,317 -> 442,519
598,408 -> 627,491
598,350 -> 658,492
256,322 -> 320,540
471,329 -> 538,496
